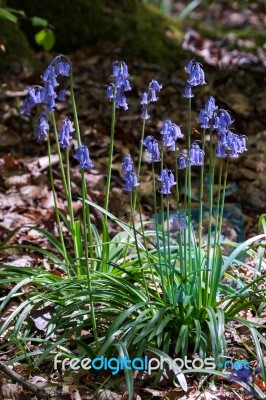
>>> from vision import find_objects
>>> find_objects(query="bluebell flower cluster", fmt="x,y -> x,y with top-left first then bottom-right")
75,145 -> 94,171
160,119 -> 183,151
141,136 -> 161,162
58,117 -> 75,149
158,168 -> 176,195
121,154 -> 139,192
184,60 -> 206,98
172,212 -> 187,230
212,109 -> 247,159
197,96 -> 248,159
106,61 -> 131,110
188,142 -> 204,166
140,80 -> 162,120
21,55 -> 71,119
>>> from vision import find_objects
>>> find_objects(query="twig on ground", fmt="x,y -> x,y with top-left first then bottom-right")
0,361 -> 49,399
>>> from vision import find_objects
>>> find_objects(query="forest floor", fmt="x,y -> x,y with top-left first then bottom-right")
0,1 -> 266,399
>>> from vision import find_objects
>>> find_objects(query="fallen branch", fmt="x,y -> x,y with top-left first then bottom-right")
0,361 -> 49,399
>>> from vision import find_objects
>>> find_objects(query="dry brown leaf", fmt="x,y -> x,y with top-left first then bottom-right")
4,174 -> 31,189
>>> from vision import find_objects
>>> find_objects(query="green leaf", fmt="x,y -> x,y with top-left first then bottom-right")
0,7 -> 17,23
31,16 -> 48,27
114,343 -> 134,400
34,29 -> 55,51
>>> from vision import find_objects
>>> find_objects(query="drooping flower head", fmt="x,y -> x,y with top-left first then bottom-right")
213,109 -> 234,132
198,96 -> 218,128
140,80 -> 162,120
183,83 -> 194,98
146,138 -> 161,162
58,117 -> 75,149
148,80 -> 163,103
53,55 -> 72,77
75,145 -> 94,171
179,154 -> 187,169
158,167 -> 176,195
160,119 -> 183,150
188,142 -> 204,166
35,115 -> 49,142
121,154 -> 139,192
121,154 -> 133,175
107,61 -> 131,110
20,86 -> 45,116
184,60 -> 206,87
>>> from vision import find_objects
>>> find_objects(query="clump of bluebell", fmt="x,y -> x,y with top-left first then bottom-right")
122,59 -> 247,193
21,55 -> 93,171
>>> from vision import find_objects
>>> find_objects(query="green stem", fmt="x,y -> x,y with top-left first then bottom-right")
152,162 -> 166,299
137,198 -> 160,299
104,99 -> 116,212
130,192 -> 150,301
204,129 -> 215,306
198,128 -> 206,309
69,66 -> 98,345
187,98 -> 192,274
47,136 -> 70,277
51,112 -> 80,273
102,98 -> 116,271
218,156 -> 230,245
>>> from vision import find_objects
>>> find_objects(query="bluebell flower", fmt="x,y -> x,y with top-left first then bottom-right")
106,83 -> 115,100
184,83 -> 194,98
43,81 -> 58,113
108,61 -> 131,109
140,107 -> 150,120
198,110 -> 211,129
198,96 -> 218,128
20,86 -> 44,116
58,117 -> 75,149
121,155 -> 139,192
216,142 -> 227,158
146,139 -> 161,162
239,135 -> 247,152
41,65 -> 59,88
35,115 -> 49,142
123,171 -> 139,192
148,80 -> 162,103
188,143 -> 204,166
121,154 -> 133,174
115,88 -> 128,110
185,60 -> 206,87
161,119 -> 183,149
179,154 -> 187,169
213,109 -> 234,131
141,135 -> 154,148
75,145 -> 94,171
54,56 -> 71,77
158,168 -> 176,195
112,61 -> 131,90
204,96 -> 218,117
141,92 -> 149,105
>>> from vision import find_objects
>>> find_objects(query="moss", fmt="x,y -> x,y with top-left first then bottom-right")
0,18 -> 34,70
6,0 -> 190,68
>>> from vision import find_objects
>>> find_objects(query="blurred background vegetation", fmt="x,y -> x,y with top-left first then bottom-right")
0,0 -> 265,71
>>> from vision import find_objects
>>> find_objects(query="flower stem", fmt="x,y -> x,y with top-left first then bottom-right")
47,135 -> 70,277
